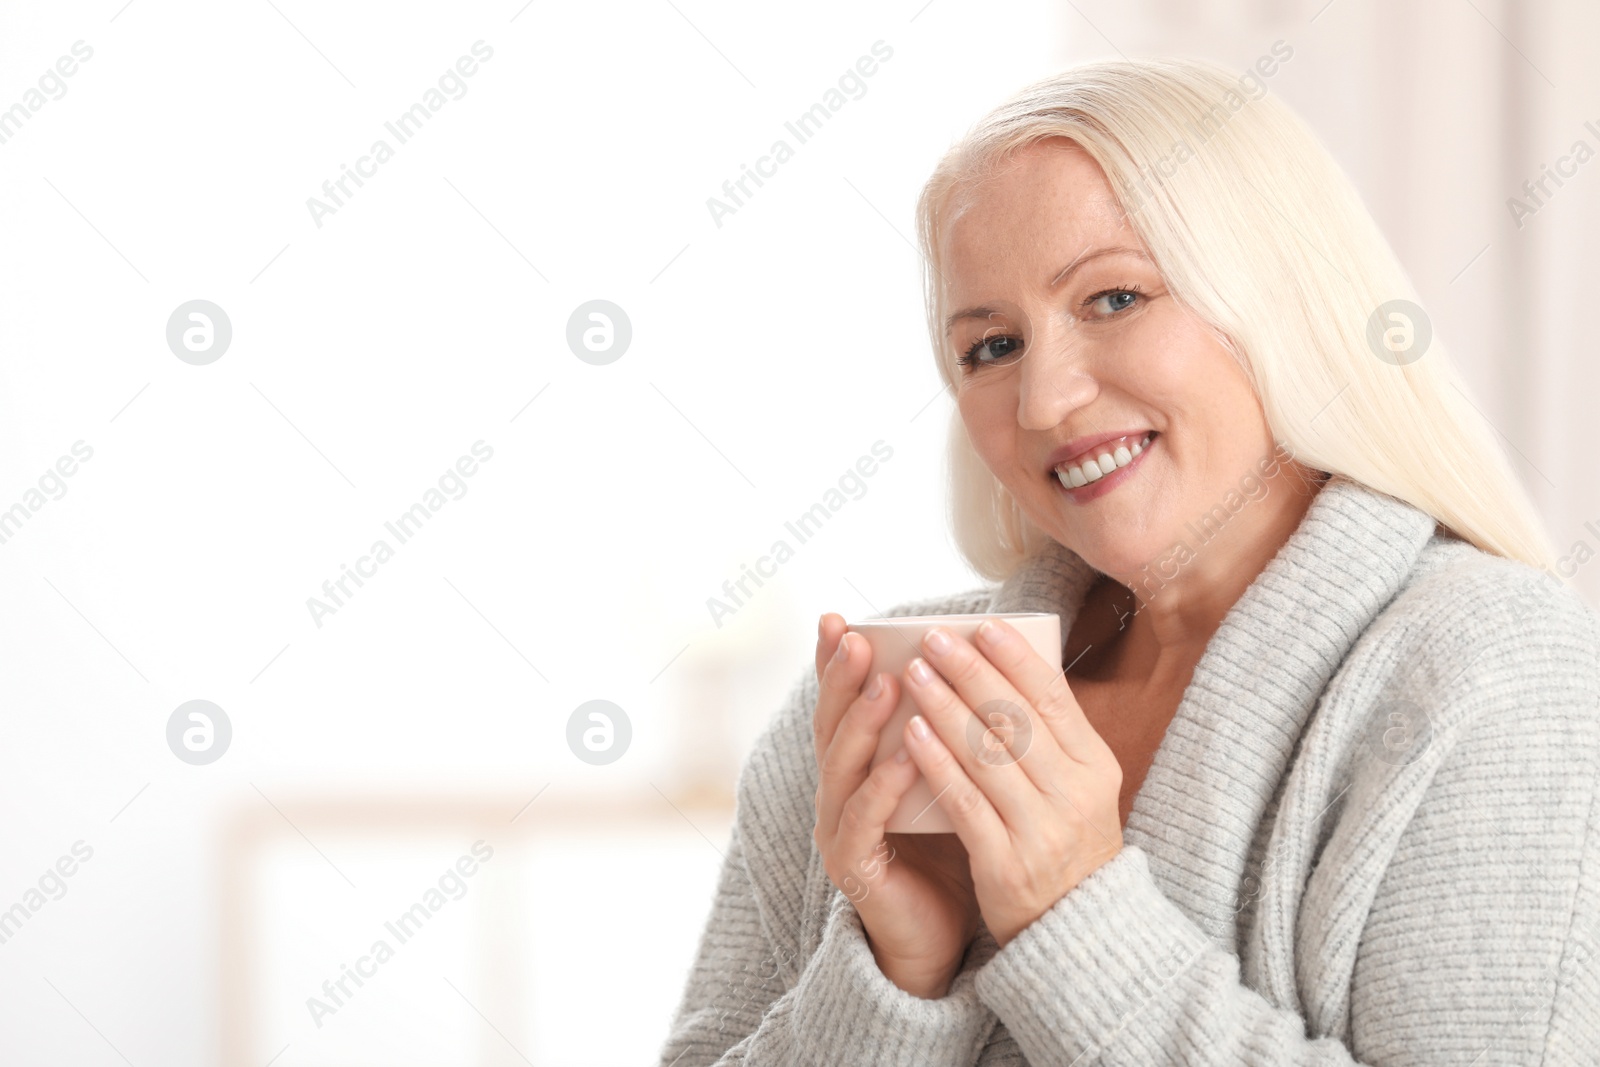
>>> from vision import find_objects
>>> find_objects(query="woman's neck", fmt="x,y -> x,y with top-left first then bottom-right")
1067,465 -> 1326,689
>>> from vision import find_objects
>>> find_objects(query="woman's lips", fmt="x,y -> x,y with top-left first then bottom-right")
1051,431 -> 1157,502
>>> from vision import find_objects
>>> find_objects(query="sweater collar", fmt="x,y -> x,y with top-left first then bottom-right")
985,474 -> 1439,947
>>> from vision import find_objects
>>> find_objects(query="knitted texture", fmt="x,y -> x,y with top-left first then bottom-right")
658,476 -> 1600,1065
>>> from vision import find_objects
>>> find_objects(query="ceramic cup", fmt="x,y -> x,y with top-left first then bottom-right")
844,611 -> 1061,833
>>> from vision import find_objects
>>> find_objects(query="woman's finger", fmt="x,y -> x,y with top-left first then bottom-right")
902,653 -> 1044,832
830,740 -> 919,885
812,621 -> 866,770
974,617 -> 1105,764
902,711 -> 1010,872
909,626 -> 1080,801
814,613 -> 844,689
816,670 -> 901,837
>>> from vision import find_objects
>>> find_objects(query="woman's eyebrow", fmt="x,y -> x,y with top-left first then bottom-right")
944,245 -> 1151,335
1047,245 -> 1149,287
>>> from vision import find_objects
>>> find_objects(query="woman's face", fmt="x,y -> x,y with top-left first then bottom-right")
944,138 -> 1296,584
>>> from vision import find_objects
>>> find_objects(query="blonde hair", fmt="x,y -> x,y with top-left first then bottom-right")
915,57 -> 1557,581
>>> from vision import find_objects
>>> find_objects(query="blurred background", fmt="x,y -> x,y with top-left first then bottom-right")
0,0 -> 1595,1063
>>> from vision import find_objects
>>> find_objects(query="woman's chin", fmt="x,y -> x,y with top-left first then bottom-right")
1066,540 -> 1174,585
1046,511 -> 1170,570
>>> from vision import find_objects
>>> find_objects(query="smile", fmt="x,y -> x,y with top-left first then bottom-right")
1052,431 -> 1156,499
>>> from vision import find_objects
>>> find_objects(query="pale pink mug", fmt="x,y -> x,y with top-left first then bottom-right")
844,611 -> 1061,833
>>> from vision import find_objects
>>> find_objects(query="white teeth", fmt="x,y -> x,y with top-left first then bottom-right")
1054,432 -> 1153,490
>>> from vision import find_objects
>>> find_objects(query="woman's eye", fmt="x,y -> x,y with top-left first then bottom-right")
956,286 -> 1143,369
1086,288 -> 1141,317
958,335 -> 1021,367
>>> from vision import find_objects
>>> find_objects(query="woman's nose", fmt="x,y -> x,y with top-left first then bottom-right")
1017,333 -> 1098,430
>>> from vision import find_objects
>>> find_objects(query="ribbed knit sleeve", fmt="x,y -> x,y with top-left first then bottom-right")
658,650 -> 1001,1066
969,589 -> 1600,1066
656,819 -> 999,1066
787,886 -> 998,1064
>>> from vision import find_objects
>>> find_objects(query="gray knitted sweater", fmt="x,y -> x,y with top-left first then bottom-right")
660,476 -> 1600,1065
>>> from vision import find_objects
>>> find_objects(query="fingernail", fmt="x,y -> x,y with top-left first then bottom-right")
977,619 -> 1006,643
909,714 -> 931,740
924,627 -> 952,654
864,672 -> 883,699
907,658 -> 934,686
818,614 -> 826,639
834,634 -> 851,663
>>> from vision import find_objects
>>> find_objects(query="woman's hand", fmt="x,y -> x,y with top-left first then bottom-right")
812,613 -> 982,998
898,617 -> 1125,949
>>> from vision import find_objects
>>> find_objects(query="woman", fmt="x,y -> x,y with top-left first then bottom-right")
660,58 -> 1600,1065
